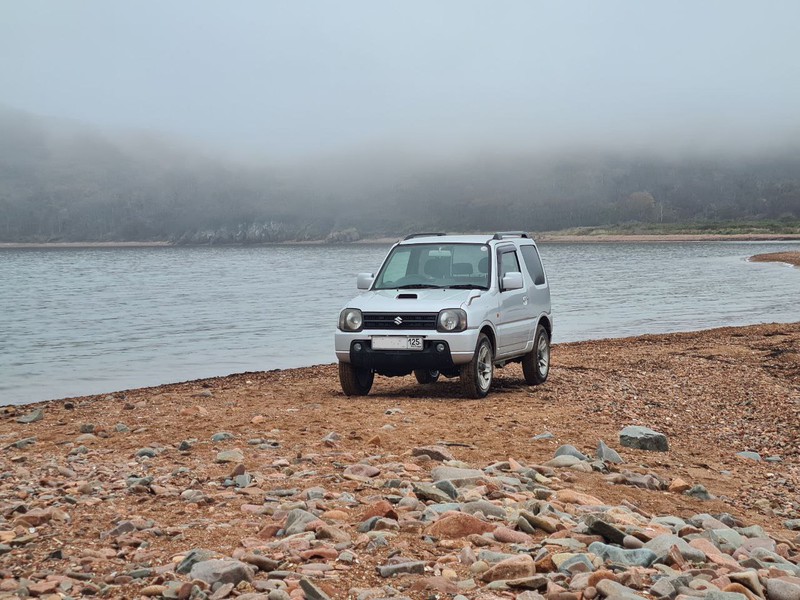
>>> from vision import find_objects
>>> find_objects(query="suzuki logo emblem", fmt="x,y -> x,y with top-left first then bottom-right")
394,316 -> 403,326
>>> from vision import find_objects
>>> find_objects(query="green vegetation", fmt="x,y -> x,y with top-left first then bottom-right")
1,106 -> 799,243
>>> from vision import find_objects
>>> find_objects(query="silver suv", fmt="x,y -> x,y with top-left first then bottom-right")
335,232 -> 552,398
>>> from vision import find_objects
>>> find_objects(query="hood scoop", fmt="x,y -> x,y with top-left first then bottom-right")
396,293 -> 418,299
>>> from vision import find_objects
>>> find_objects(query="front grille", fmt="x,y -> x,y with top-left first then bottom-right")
362,312 -> 437,330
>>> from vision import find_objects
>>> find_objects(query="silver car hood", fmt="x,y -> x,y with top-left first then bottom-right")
349,288 -> 479,312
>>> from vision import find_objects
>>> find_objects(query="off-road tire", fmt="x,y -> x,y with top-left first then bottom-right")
522,324 -> 550,385
338,362 -> 374,396
460,333 -> 494,398
414,369 -> 440,384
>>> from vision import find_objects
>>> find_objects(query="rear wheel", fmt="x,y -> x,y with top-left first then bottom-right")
338,362 -> 374,396
414,369 -> 440,384
460,333 -> 494,398
522,324 -> 550,385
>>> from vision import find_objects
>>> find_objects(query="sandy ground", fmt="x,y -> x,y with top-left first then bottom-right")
1,323 -> 799,598
750,251 -> 800,267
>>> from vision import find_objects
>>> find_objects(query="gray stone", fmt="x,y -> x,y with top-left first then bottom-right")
189,559 -> 254,586
16,409 -> 44,424
588,541 -> 657,567
736,451 -> 762,462
644,534 -> 706,563
619,426 -> 669,452
650,574 -> 691,600
558,554 -> 595,575
412,482 -> 453,503
709,528 -> 744,552
555,444 -> 589,461
704,592 -> 749,600
585,514 -> 627,545
176,549 -> 217,574
268,591 -> 291,600
284,509 -> 318,535
684,484 -> 713,500
430,466 -> 485,486
376,561 -> 425,577
461,500 -> 507,519
595,579 -> 648,600
211,432 -> 234,442
784,519 -> 800,531
136,447 -> 158,458
543,455 -> 582,468
765,578 -> 800,600
765,455 -> 783,463
298,579 -> 332,600
478,550 -> 519,564
433,480 -> 459,500
596,440 -> 624,463
532,432 -> 554,440
114,423 -> 130,433
10,437 -> 36,449
412,445 -> 455,461
215,449 -> 244,463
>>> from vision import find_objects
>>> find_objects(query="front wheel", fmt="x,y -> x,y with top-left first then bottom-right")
522,324 -> 550,385
414,369 -> 440,384
339,362 -> 374,396
460,333 -> 494,398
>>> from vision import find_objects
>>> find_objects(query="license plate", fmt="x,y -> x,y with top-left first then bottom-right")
371,336 -> 424,351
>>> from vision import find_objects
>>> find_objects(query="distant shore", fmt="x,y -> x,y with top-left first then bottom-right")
3,232 -> 800,249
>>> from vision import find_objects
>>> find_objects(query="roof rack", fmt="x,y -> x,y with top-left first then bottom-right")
492,231 -> 530,240
402,232 -> 447,240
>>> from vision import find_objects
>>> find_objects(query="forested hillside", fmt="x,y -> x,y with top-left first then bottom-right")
1,106 -> 799,243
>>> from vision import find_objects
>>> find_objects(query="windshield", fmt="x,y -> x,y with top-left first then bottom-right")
374,243 -> 491,290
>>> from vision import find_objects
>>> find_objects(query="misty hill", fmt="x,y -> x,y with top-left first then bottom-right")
1,106 -> 799,243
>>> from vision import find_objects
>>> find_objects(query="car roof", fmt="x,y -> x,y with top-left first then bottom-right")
398,234 -> 535,245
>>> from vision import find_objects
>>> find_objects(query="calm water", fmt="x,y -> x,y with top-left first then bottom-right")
1,241 -> 799,405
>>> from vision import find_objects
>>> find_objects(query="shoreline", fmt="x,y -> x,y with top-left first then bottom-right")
3,232 -> 800,249
750,250 -> 800,267
1,322 -> 798,597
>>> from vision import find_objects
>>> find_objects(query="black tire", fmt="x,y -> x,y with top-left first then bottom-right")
414,369 -> 440,384
522,324 -> 550,385
338,362 -> 374,396
460,333 -> 494,398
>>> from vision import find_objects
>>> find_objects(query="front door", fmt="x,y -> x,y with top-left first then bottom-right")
495,247 -> 532,356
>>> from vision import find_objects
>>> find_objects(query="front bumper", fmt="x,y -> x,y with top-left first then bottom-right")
335,329 -> 479,374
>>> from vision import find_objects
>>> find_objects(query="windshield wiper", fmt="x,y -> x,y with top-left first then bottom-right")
447,284 -> 488,290
395,284 -> 444,289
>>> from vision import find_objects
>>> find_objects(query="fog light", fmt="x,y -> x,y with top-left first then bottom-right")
354,343 -> 363,352
436,343 -> 446,352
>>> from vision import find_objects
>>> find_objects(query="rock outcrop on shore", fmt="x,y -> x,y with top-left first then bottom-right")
1,323 -> 798,599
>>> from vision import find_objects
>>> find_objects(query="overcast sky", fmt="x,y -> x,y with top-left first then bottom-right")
1,1 -> 799,159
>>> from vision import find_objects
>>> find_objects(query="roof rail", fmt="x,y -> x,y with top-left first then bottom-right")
402,232 -> 447,240
492,231 -> 529,240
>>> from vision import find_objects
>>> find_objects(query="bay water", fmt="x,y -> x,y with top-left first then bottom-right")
1,241 -> 799,405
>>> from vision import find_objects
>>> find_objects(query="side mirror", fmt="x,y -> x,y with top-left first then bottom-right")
501,271 -> 524,291
357,273 -> 374,290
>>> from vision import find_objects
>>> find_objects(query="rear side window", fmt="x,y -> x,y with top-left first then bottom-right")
520,245 -> 546,285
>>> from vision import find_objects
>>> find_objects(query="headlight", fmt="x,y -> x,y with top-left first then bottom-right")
437,309 -> 467,332
339,308 -> 363,332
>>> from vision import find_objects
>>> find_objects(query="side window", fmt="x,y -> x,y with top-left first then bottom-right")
520,245 -> 546,285
499,250 -> 521,279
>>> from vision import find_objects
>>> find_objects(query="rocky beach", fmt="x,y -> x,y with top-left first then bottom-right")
1,322 -> 799,600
